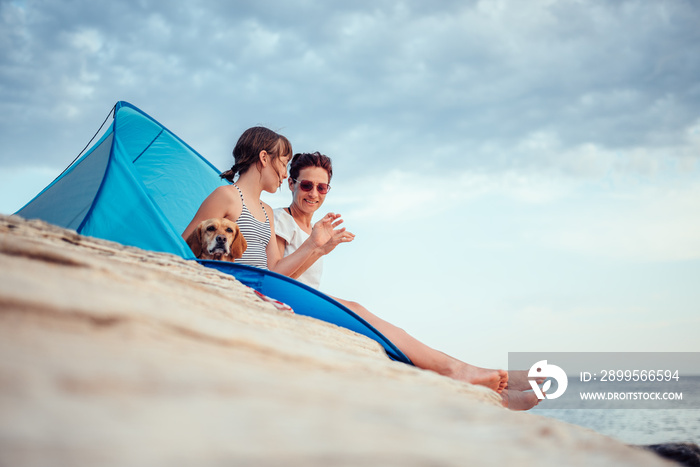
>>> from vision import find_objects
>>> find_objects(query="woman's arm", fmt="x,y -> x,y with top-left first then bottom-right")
315,215 -> 354,256
275,235 -> 322,280
269,211 -> 353,278
276,234 -> 330,280
265,202 -> 325,275
182,186 -> 240,240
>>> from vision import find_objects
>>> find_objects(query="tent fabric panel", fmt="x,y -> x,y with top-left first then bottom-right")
133,131 -> 229,235
15,131 -> 114,230
113,105 -> 165,163
80,135 -> 195,259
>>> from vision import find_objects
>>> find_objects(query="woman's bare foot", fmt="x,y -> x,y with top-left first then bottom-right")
501,389 -> 540,411
450,364 -> 508,393
506,369 -> 545,391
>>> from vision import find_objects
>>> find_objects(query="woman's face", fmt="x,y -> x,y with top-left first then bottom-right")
263,152 -> 290,192
289,166 -> 330,214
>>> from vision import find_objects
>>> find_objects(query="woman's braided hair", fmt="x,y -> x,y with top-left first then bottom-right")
220,126 -> 292,182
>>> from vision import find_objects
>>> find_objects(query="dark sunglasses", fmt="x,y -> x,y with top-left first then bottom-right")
292,178 -> 331,194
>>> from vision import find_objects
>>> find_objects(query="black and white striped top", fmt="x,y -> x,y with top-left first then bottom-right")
233,184 -> 270,269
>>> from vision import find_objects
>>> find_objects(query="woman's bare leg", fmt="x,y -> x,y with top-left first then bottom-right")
333,297 -> 508,393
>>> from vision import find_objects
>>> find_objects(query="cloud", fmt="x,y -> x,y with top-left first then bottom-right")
545,182 -> 700,262
2,0 -> 699,181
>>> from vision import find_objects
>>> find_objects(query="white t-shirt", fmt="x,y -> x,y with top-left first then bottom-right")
273,208 -> 323,290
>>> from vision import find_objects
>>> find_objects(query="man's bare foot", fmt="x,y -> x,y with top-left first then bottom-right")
506,369 -> 545,391
502,389 -> 541,411
452,365 -> 508,393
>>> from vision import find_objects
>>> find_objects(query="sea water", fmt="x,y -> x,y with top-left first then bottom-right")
534,408 -> 700,445
531,376 -> 700,445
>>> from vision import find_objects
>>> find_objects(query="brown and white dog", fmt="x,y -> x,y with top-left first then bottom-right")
186,218 -> 247,262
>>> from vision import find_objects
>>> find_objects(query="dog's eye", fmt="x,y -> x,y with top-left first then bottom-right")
226,227 -> 234,233
206,225 -> 216,232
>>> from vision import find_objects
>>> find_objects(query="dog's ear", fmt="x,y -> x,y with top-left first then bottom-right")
186,223 -> 204,258
230,225 -> 248,260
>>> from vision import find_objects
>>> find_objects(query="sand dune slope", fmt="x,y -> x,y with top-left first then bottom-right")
0,215 -> 671,466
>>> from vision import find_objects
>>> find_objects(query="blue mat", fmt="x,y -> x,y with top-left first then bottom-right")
197,260 -> 412,365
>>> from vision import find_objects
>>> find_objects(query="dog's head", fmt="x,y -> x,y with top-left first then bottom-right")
186,218 -> 247,262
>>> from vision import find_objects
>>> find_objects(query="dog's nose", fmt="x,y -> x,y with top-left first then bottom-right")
216,235 -> 226,244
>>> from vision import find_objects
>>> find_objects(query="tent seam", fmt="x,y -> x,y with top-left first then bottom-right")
132,129 -> 164,163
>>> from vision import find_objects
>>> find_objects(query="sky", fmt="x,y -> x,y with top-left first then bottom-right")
1,0 -> 699,370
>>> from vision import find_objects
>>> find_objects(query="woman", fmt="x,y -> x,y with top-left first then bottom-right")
273,152 -> 352,289
273,152 -> 540,410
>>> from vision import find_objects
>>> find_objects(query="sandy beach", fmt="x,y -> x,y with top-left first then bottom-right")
0,214 -> 683,466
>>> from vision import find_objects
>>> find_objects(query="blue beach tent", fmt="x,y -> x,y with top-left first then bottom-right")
16,101 -> 411,364
16,101 -> 227,258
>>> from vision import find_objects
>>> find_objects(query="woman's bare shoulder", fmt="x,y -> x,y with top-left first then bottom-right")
211,184 -> 237,197
198,185 -> 241,217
